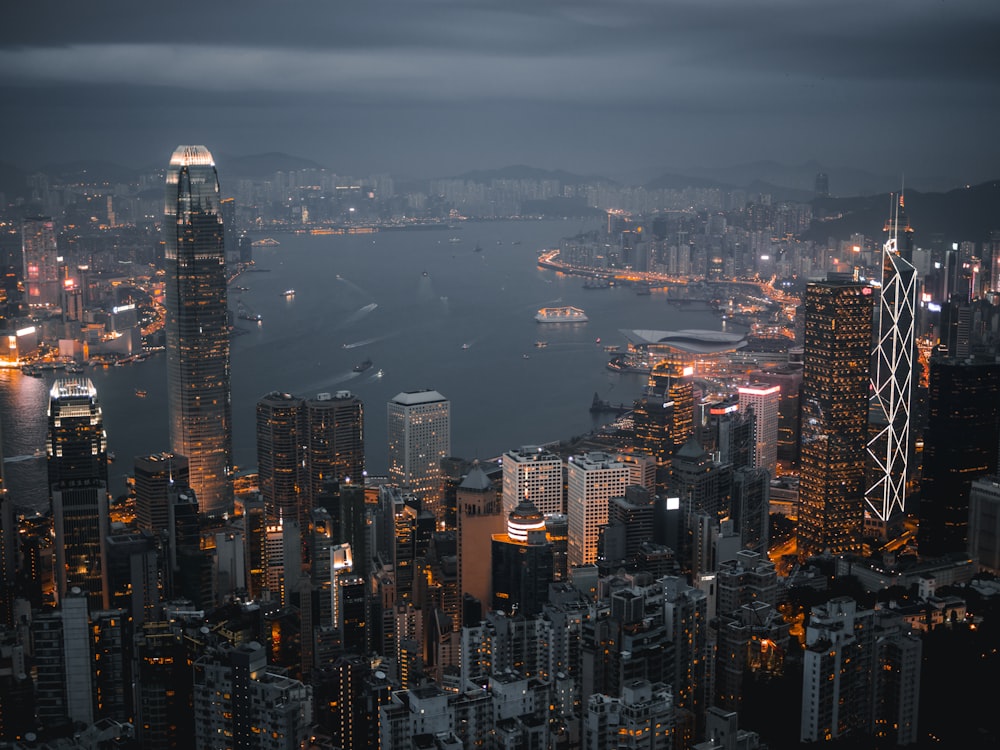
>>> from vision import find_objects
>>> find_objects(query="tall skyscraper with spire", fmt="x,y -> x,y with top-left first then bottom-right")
164,145 -> 232,515
797,279 -> 873,560
865,194 -> 917,524
48,378 -> 110,610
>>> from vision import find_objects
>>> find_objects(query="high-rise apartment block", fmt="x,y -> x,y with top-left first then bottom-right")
192,641 -> 313,749
796,279 -> 873,560
800,598 -> 920,745
21,216 -> 60,307
501,445 -> 564,516
164,145 -> 233,516
387,390 -> 450,520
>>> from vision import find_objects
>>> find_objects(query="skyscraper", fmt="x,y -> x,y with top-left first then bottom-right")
738,382 -> 780,477
256,391 -> 306,524
797,279 -> 873,560
387,389 -> 450,520
501,445 -> 564,516
566,451 -> 631,567
918,354 -> 1000,557
164,145 -> 233,516
21,216 -> 60,307
866,198 -> 917,524
306,390 -> 365,499
134,452 -> 189,534
47,378 -> 110,610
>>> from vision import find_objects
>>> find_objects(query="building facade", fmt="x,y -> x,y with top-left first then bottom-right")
387,390 -> 450,520
164,145 -> 233,516
865,221 -> 917,523
567,452 -> 631,567
48,378 -> 110,610
500,445 -> 564,517
796,279 -> 873,560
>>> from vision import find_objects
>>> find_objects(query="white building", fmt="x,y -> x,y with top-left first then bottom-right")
501,445 -> 564,516
738,382 -> 780,477
387,390 -> 451,520
566,452 -> 631,567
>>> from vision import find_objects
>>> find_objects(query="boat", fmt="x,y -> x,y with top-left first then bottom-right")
353,358 -> 373,373
522,353 -> 530,359
135,389 -> 147,398
65,362 -> 83,374
583,278 -> 611,290
535,306 -> 588,323
375,369 -> 384,378
448,237 -> 462,244
461,343 -> 471,350
282,289 -> 295,297
474,243 -> 483,252
22,365 -> 42,377
237,301 -> 262,322
534,341 -> 548,348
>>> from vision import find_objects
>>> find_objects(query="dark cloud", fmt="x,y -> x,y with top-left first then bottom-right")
1,0 -> 998,184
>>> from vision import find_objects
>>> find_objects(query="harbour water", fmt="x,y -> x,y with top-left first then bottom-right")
1,219 -> 727,511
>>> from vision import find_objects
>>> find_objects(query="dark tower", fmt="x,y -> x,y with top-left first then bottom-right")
164,145 -> 233,516
918,354 -> 1000,557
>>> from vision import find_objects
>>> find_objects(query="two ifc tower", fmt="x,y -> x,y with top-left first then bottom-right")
164,145 -> 233,515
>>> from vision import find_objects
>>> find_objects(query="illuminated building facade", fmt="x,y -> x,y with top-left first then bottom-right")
866,199 -> 918,523
22,216 -> 60,307
164,145 -> 233,516
305,390 -> 365,500
490,500 -> 554,615
500,445 -> 564,516
387,389 -> 450,519
738,382 -> 780,477
797,279 -> 873,560
566,452 -> 631,567
47,378 -> 110,610
134,452 -> 189,534
256,391 -> 306,525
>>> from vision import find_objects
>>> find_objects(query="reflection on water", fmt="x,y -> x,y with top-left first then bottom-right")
1,219 -> 729,515
0,369 -> 52,512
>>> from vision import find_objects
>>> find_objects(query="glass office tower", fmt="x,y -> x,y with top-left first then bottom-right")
797,279 -> 873,560
164,145 -> 233,515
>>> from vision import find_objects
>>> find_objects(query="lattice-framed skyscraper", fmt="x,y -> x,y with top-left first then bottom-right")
865,196 -> 917,524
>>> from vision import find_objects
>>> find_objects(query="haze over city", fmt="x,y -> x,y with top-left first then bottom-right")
2,0 -> 999,187
5,3 -> 1000,750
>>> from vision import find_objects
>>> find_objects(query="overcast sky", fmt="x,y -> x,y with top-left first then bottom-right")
1,0 -> 998,184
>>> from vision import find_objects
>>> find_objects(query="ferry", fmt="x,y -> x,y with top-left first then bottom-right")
535,306 -> 588,323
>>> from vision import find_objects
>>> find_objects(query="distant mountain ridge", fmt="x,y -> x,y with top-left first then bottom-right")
803,181 -> 1000,245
